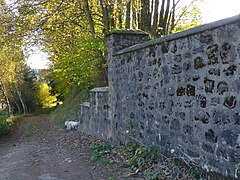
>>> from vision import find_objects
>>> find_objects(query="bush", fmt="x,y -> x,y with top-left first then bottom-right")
0,115 -> 14,136
0,114 -> 25,137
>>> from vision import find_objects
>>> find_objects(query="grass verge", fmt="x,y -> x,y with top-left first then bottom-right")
89,141 -> 236,180
50,88 -> 89,127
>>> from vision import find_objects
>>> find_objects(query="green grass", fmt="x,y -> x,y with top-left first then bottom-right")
50,87 -> 89,127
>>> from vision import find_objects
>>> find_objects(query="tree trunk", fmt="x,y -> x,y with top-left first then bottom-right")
125,1 -> 131,29
117,0 -> 123,29
158,0 -> 165,36
162,0 -> 170,35
84,0 -> 96,37
171,0 -> 175,32
99,0 -> 110,33
12,98 -> 22,114
140,0 -> 151,32
0,82 -> 12,117
152,0 -> 159,38
132,0 -> 137,29
15,85 -> 28,114
108,1 -> 115,29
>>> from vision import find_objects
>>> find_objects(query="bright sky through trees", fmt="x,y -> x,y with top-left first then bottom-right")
26,0 -> 240,69
27,47 -> 50,69
201,0 -> 240,23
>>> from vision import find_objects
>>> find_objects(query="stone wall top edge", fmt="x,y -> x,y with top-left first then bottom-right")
114,14 -> 240,56
90,87 -> 109,92
81,102 -> 91,107
105,30 -> 149,37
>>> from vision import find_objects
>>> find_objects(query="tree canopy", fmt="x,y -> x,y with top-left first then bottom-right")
0,0 -> 204,114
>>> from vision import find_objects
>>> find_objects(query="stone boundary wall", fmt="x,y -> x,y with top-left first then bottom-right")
80,15 -> 240,178
79,87 -> 110,139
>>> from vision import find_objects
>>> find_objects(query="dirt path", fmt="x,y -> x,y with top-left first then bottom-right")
0,115 -> 117,180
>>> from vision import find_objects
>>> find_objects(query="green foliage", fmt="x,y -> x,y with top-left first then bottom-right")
0,113 -> 25,137
51,36 -> 106,95
120,142 -> 161,179
89,142 -> 112,166
144,168 -> 160,180
189,166 -> 202,180
121,142 -> 160,169
172,5 -> 203,33
0,113 -> 11,136
144,167 -> 160,179
108,175 -> 115,180
36,82 -> 58,108
5,0 -> 203,103
50,88 -> 89,127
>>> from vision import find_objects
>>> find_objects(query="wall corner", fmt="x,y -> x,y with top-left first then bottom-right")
106,30 -> 150,59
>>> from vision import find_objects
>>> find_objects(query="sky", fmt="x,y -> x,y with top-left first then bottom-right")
26,0 -> 240,69
26,47 -> 50,69
201,0 -> 240,23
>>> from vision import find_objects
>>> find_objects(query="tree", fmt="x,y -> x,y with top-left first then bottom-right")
36,82 -> 58,108
0,1 -> 37,115
5,0 -> 203,100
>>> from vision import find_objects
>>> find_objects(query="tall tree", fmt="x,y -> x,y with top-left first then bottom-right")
5,0 -> 203,98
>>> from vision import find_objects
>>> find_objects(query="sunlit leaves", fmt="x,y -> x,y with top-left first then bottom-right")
6,0 -> 203,98
36,82 -> 58,108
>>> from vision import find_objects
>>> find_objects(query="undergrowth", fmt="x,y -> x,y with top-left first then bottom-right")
120,142 -> 161,179
89,141 -> 225,180
50,88 -> 89,127
90,142 -> 112,166
0,113 -> 11,136
0,112 -> 25,137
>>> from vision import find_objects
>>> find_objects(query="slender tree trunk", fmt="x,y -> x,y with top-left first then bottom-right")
0,82 -> 12,117
84,0 -> 96,37
12,98 -> 22,114
108,2 -> 115,29
140,0 -> 151,32
152,0 -> 159,37
171,0 -> 175,32
15,85 -> 27,114
125,1 -> 131,29
132,0 -> 137,29
117,0 -> 123,29
162,0 -> 170,35
158,0 -> 165,36
99,0 -> 110,33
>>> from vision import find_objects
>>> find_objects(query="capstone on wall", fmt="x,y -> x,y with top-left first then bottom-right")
106,16 -> 240,178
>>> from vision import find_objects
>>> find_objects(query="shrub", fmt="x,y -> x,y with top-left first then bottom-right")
0,115 -> 14,136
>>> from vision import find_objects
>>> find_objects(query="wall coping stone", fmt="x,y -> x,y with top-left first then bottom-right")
105,30 -> 149,37
81,102 -> 91,107
90,87 -> 109,92
114,14 -> 240,56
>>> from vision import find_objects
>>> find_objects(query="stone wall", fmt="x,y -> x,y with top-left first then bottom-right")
80,15 -> 240,178
79,87 -> 110,139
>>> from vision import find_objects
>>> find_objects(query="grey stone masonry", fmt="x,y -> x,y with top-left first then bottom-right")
79,15 -> 240,178
79,87 -> 110,139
